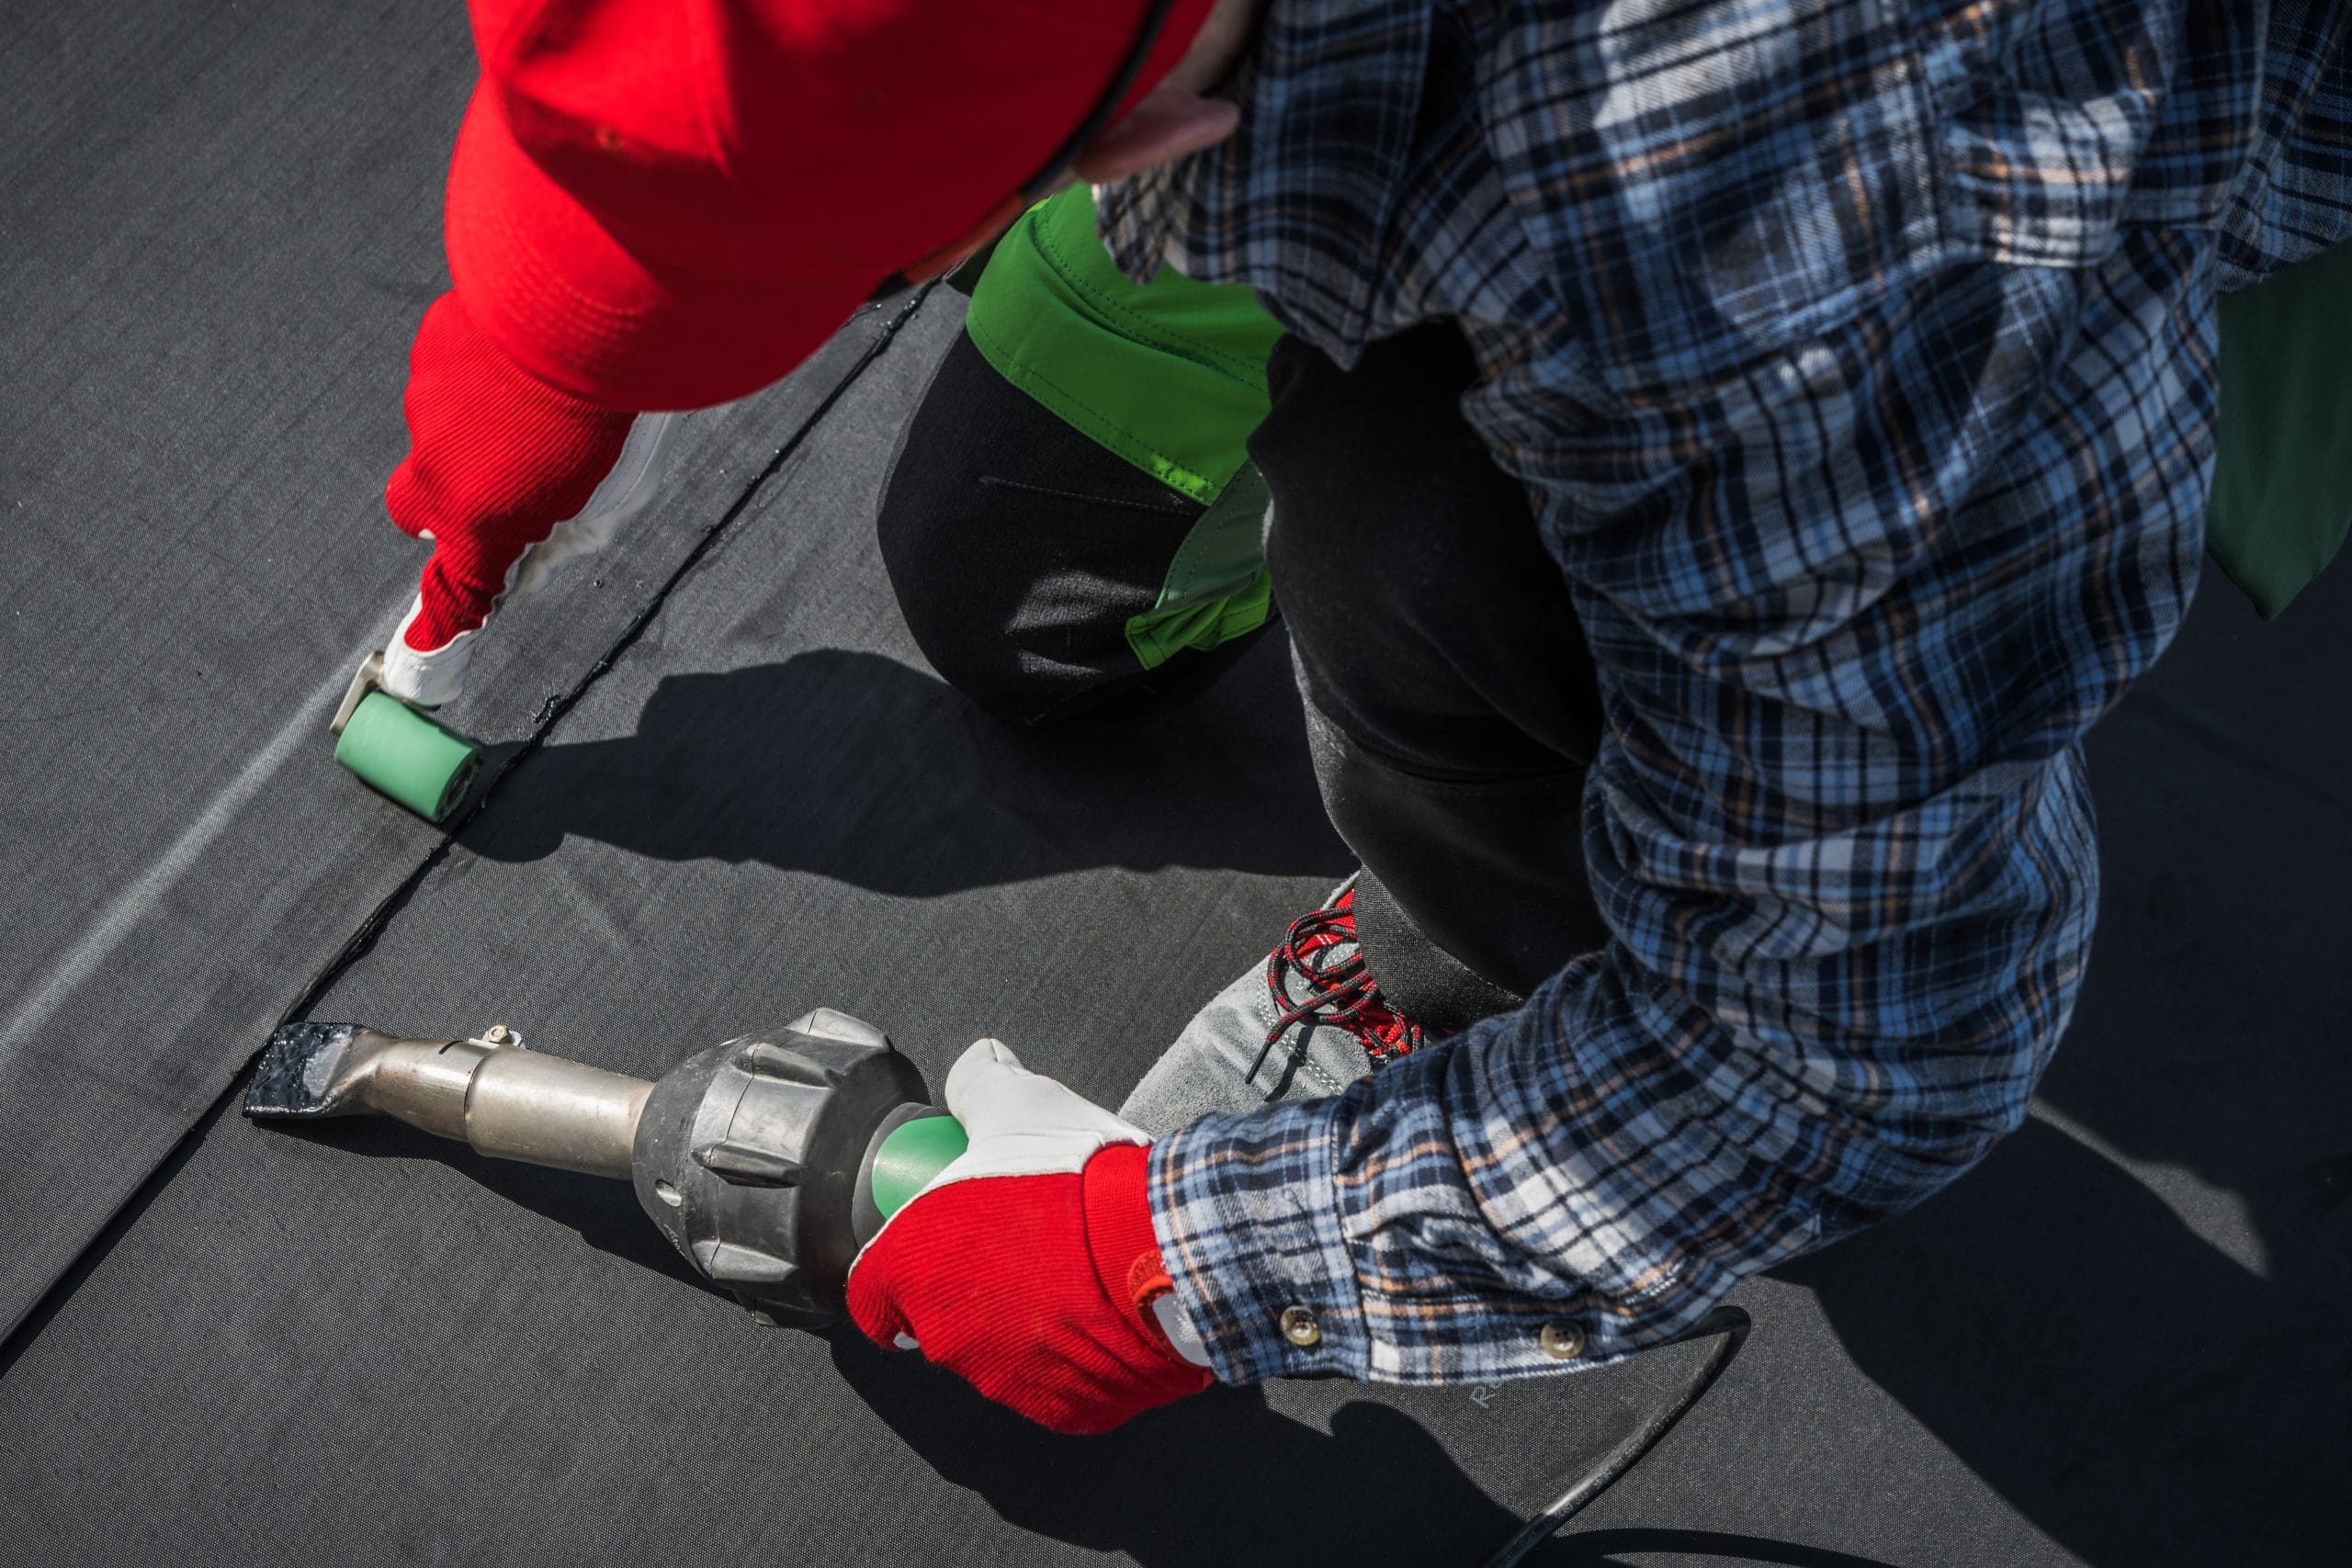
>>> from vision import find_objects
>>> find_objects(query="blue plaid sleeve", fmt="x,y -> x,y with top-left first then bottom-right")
1132,0 -> 2350,1384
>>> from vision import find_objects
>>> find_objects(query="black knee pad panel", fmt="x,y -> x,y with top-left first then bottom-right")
878,333 -> 1248,727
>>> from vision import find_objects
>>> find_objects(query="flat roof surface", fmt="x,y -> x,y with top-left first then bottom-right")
4,6 -> 2345,1564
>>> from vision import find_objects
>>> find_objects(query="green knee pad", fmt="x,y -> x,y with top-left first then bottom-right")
964,186 -> 1284,669
2210,238 -> 2352,619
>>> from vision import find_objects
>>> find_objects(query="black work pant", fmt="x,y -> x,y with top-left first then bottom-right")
879,323 -> 1608,1026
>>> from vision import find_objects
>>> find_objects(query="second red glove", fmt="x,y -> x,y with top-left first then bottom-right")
387,291 -> 637,650
847,1042 -> 1213,1435
379,291 -> 677,705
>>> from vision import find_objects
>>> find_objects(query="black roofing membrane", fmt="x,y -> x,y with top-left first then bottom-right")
2,5 -> 2346,1564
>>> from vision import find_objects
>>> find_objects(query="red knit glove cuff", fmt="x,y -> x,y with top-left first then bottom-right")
385,291 -> 635,649
1082,1143 -> 1191,1366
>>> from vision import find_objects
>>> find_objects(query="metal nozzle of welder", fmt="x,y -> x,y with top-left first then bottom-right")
243,1021 -> 650,1177
242,1010 -> 965,1326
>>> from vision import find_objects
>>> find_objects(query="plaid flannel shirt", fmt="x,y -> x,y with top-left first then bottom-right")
1107,0 -> 2351,1384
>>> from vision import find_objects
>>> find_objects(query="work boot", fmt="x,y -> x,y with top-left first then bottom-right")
1119,879 -> 1517,1135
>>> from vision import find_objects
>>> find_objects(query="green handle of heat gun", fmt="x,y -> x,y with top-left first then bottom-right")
867,1114 -> 970,1219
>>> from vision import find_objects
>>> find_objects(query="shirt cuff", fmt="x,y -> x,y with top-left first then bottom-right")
1145,1095 -> 1369,1383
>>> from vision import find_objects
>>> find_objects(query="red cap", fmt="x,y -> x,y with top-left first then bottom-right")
446,0 -> 1212,410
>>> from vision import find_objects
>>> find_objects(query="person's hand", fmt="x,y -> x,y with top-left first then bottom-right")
379,292 -> 680,707
847,1040 -> 1214,1434
1073,0 -> 1264,184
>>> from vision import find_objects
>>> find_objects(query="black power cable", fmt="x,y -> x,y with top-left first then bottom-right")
1481,1305 -> 1754,1567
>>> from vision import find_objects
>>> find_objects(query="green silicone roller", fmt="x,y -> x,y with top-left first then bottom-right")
330,655 -> 483,824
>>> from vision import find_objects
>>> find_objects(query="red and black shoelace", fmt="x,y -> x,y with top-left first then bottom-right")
1250,894 -> 1426,1085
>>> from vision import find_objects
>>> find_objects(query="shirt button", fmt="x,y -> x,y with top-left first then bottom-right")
1279,1305 -> 1323,1348
1538,1320 -> 1587,1361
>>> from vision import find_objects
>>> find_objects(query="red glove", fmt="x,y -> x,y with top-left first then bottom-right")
848,1041 -> 1214,1434
379,291 -> 679,705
